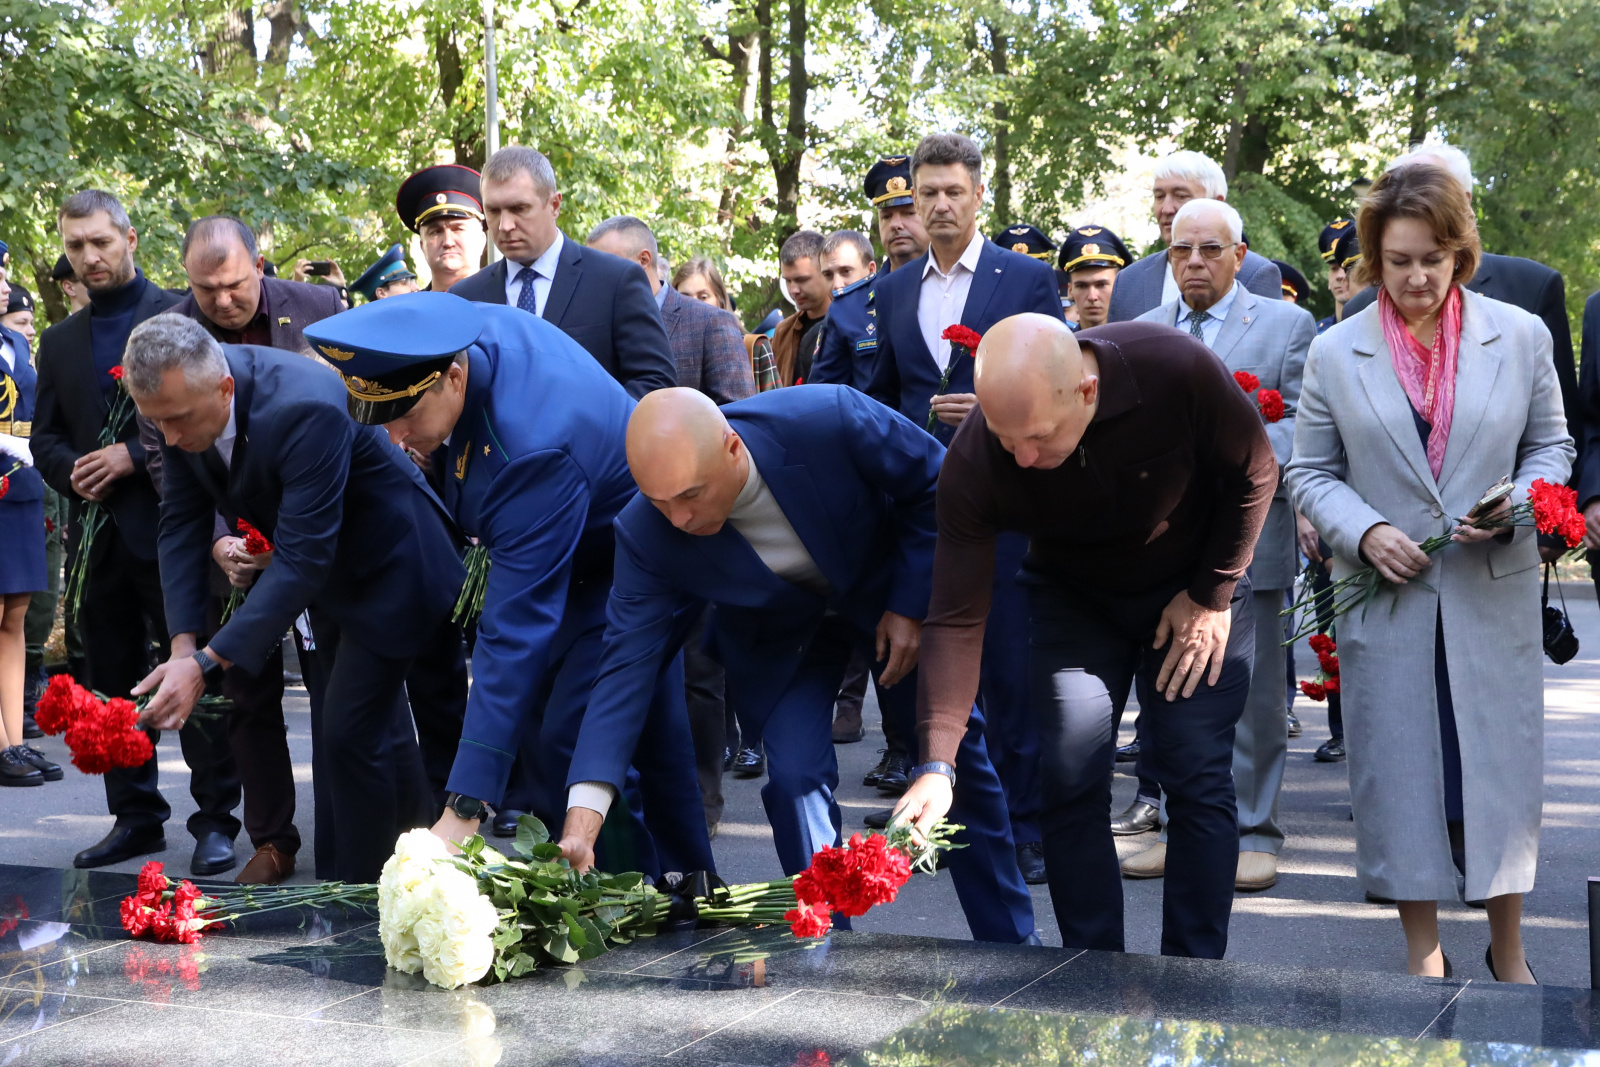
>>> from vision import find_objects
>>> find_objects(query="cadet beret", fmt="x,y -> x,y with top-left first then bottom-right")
864,156 -> 915,208
396,165 -> 485,234
303,291 -> 486,425
6,285 -> 33,316
349,244 -> 417,303
993,224 -> 1055,261
1273,260 -> 1310,303
1058,225 -> 1132,273
1318,218 -> 1355,261
51,254 -> 75,282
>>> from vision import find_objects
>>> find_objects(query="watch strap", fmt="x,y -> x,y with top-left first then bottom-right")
447,792 -> 487,820
191,649 -> 224,680
910,760 -> 956,785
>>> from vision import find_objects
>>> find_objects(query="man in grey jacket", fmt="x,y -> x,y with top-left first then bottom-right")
1108,151 -> 1283,323
1128,197 -> 1313,892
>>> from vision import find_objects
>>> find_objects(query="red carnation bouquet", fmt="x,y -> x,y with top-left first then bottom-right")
119,860 -> 373,945
34,675 -> 154,774
220,519 -> 273,624
782,819 -> 960,939
0,460 -> 19,500
1298,632 -> 1340,701
928,325 -> 984,431
1233,369 -> 1284,423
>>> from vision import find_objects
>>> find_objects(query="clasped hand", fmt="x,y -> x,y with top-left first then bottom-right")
70,442 -> 133,502
212,535 -> 273,589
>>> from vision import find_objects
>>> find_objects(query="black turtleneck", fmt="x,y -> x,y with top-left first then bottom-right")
89,269 -> 149,394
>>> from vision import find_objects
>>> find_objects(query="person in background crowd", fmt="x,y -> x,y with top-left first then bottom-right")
673,256 -> 733,311
1275,260 -> 1310,306
873,156 -> 931,274
808,228 -> 879,397
349,244 -> 419,303
1107,151 -> 1282,322
1059,226 -> 1133,332
772,230 -> 831,387
32,190 -> 241,873
2,284 -> 36,344
288,259 -> 348,308
397,164 -> 488,293
1320,230 -> 1361,337
52,255 -> 90,315
995,224 -> 1056,265
1318,219 -> 1356,332
1287,161 -> 1570,984
449,146 -> 676,399
866,133 -> 1061,885
1129,199 -> 1314,893
818,229 -> 877,293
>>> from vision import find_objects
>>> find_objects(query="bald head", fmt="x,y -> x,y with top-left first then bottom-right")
628,388 -> 749,535
973,314 -> 1099,469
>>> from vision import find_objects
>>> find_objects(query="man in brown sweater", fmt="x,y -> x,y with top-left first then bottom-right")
893,313 -> 1276,960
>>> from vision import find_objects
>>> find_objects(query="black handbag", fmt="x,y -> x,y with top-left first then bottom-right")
1542,564 -> 1579,665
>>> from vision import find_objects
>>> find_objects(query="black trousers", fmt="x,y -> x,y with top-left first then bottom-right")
405,618 -> 469,811
683,606 -> 728,826
306,612 -> 434,883
84,533 -> 240,840
1028,573 -> 1253,959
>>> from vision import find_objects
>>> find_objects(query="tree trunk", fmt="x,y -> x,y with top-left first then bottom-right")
772,0 -> 808,243
1220,62 -> 1252,180
1407,63 -> 1432,147
32,261 -> 67,327
718,9 -> 761,227
987,22 -> 1011,226
436,29 -> 484,169
202,5 -> 257,79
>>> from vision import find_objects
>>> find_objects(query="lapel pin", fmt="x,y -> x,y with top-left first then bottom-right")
1243,316 -> 1251,324
994,268 -> 1002,274
277,317 -> 291,326
483,444 -> 491,456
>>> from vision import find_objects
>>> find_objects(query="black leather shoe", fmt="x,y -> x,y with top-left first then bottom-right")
1016,841 -> 1047,885
863,750 -> 891,788
1314,737 -> 1346,762
875,751 -> 910,794
864,808 -> 892,829
1365,890 -> 1395,905
21,712 -> 42,740
491,809 -> 523,838
731,747 -> 765,779
722,746 -> 734,772
18,745 -> 61,781
1484,944 -> 1537,983
1111,799 -> 1159,835
0,747 -> 43,787
1286,710 -> 1302,737
191,831 -> 237,877
74,826 -> 167,869
1114,740 -> 1140,763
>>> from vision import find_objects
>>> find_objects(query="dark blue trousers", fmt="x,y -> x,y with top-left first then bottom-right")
982,532 -> 1043,845
757,616 -> 1036,944
1027,574 -> 1253,959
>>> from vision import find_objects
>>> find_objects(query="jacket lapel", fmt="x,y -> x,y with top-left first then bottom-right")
540,232 -> 581,325
1210,289 -> 1259,364
959,242 -> 1004,333
659,285 -> 683,343
1352,313 -> 1445,504
890,256 -> 939,375
1436,290 -> 1506,494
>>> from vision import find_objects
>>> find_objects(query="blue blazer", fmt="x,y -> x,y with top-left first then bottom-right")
864,241 -> 1063,445
157,346 -> 463,674
447,231 -> 678,399
435,305 -> 641,802
567,385 -> 944,792
0,327 -> 44,503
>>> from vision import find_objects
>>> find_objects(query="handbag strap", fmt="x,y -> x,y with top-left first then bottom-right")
1543,562 -> 1551,607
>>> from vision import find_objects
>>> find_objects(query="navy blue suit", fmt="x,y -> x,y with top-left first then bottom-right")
809,275 -> 879,392
157,345 -> 463,882
864,240 -> 1055,849
436,305 -> 711,878
447,232 -> 678,399
0,327 -> 47,594
569,386 -> 1035,944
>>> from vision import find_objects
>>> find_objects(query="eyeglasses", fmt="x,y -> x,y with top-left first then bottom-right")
1167,242 -> 1236,262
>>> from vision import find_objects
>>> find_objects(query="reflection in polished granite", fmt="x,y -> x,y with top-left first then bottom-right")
0,862 -> 1590,1065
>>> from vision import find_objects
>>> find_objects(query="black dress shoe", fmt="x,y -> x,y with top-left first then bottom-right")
74,826 -> 167,869
21,712 -> 42,740
863,750 -> 892,788
1364,890 -> 1395,905
18,745 -> 61,781
1016,841 -> 1047,885
1110,799 -> 1159,835
0,747 -> 43,787
1484,945 -> 1537,983
491,810 -> 523,838
875,751 -> 910,794
191,831 -> 237,877
722,746 -> 734,772
1314,737 -> 1346,762
1114,740 -> 1140,763
731,747 -> 766,779
1286,709 -> 1302,737
864,808 -> 892,829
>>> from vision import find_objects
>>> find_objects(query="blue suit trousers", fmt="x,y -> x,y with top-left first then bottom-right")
756,616 -> 1036,944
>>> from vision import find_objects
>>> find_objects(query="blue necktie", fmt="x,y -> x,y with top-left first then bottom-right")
515,265 -> 539,315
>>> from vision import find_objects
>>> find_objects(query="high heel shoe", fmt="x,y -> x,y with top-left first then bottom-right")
1484,945 -> 1538,984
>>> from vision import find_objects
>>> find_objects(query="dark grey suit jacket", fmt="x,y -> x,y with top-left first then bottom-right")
447,232 -> 676,398
171,276 -> 345,357
1108,248 -> 1282,323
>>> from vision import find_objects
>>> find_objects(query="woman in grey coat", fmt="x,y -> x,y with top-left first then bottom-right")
1286,163 -> 1572,984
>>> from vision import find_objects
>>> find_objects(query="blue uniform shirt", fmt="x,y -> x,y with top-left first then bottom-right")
807,274 -> 879,392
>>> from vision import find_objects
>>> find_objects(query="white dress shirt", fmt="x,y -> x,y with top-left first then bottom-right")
1177,280 -> 1241,351
503,229 -> 565,316
216,395 -> 240,468
918,229 -> 987,372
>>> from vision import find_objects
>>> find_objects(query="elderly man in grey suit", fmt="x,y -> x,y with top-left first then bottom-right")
1108,151 -> 1282,323
1125,197 -> 1314,891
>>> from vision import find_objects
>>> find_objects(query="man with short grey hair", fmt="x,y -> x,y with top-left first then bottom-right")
1107,150 -> 1282,322
450,146 -> 675,398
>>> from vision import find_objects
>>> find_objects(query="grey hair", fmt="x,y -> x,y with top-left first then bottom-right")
821,229 -> 874,266
123,314 -> 229,395
483,145 -> 559,199
910,133 -> 983,189
1388,143 -> 1474,191
181,216 -> 258,264
779,230 -> 825,267
1153,150 -> 1228,200
587,215 -> 659,259
1171,198 -> 1244,243
59,189 -> 131,232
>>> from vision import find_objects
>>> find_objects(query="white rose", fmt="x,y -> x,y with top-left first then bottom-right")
415,867 -> 500,989
379,830 -> 454,974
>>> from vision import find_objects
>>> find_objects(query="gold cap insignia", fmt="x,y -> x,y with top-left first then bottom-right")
483,444 -> 491,456
348,375 -> 392,396
882,156 -> 907,165
1330,219 -> 1351,230
320,345 -> 355,362
1009,227 -> 1030,235
1083,243 -> 1100,256
435,193 -> 449,205
1078,227 -> 1102,236
1011,243 -> 1030,253
886,176 -> 907,193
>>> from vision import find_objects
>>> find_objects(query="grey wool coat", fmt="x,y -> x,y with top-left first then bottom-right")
1285,288 -> 1574,901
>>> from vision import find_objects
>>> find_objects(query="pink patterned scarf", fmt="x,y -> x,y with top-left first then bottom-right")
1379,284 -> 1461,480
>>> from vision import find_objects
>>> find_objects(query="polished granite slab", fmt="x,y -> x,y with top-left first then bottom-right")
0,862 -> 1591,1065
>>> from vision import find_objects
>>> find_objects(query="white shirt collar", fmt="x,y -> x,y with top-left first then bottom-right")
513,229 -> 564,280
216,393 -> 239,466
1179,279 -> 1241,324
922,228 -> 986,282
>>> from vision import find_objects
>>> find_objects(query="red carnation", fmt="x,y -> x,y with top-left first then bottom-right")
1316,651 -> 1340,676
1258,389 -> 1285,423
1529,478 -> 1585,547
1323,674 -> 1341,694
35,675 -> 90,735
1233,370 -> 1260,393
120,896 -> 160,938
137,861 -> 169,899
1307,633 -> 1335,655
941,325 -> 983,352
237,519 -> 272,556
109,366 -> 124,381
784,902 -> 832,939
0,476 -> 8,501
44,517 -> 54,534
1299,680 -> 1327,702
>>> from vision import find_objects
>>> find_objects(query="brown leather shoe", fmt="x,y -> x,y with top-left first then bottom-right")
235,843 -> 295,886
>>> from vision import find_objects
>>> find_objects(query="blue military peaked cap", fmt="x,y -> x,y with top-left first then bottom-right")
349,244 -> 417,303
1330,230 -> 1361,270
1058,225 -> 1132,274
1273,259 -> 1310,304
992,224 -> 1055,261
303,291 -> 487,425
1318,218 -> 1354,261
864,156 -> 915,208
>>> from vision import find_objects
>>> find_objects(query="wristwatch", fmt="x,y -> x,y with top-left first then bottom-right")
446,792 -> 487,821
191,649 -> 225,683
909,761 -> 956,787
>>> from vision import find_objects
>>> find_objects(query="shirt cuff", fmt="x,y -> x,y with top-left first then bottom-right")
567,781 -> 617,819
